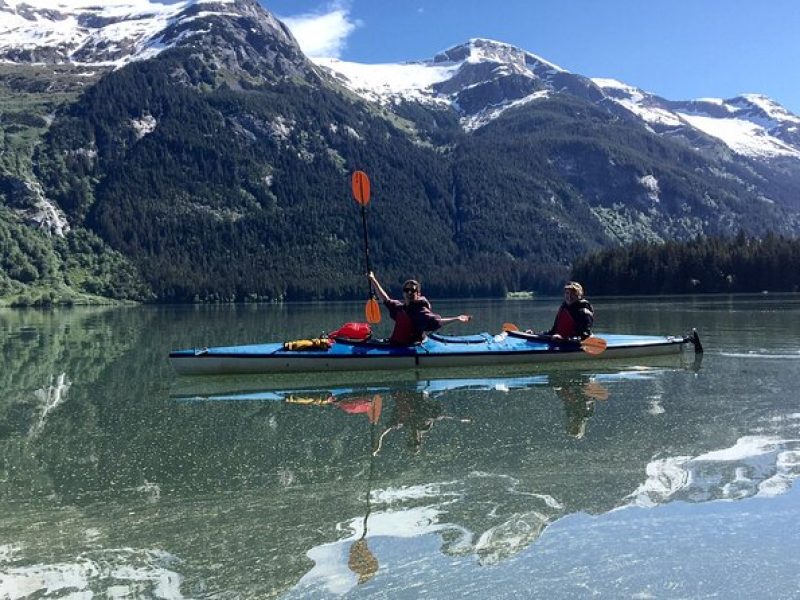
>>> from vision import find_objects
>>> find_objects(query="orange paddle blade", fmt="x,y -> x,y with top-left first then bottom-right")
352,171 -> 371,206
365,297 -> 381,324
502,322 -> 519,332
581,336 -> 607,355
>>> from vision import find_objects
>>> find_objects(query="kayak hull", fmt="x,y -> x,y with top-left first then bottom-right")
169,332 -> 693,376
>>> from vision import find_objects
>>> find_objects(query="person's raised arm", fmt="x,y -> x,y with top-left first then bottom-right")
368,272 -> 390,303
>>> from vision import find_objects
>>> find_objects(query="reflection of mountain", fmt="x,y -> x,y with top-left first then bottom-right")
5,316 -> 797,600
290,422 -> 800,596
0,547 -> 183,599
629,435 -> 800,506
0,308 -> 145,499
0,308 -> 137,395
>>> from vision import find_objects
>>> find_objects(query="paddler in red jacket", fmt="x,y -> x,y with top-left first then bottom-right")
541,281 -> 594,341
368,272 -> 472,346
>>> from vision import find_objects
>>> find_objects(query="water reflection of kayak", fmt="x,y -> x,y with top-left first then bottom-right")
170,364 -> 688,405
169,330 -> 701,376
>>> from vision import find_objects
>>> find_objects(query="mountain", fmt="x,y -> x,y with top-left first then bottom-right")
317,38 -> 800,162
2,6 -> 800,304
0,0 -> 296,66
594,79 -> 800,160
316,39 -> 604,131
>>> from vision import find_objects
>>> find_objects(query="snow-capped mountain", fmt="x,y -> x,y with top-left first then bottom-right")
595,79 -> 800,160
0,0 -> 296,66
3,1 -> 800,302
316,38 -> 602,131
4,1 -> 798,162
314,38 -> 800,161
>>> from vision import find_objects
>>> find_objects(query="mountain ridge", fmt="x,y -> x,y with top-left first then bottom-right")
2,3 -> 800,304
315,38 -> 800,161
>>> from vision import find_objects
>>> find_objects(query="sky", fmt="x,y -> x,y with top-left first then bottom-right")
261,0 -> 800,115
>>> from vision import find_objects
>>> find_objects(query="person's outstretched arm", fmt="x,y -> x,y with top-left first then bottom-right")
367,272 -> 391,303
438,315 -> 472,327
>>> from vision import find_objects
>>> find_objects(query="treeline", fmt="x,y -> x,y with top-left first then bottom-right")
572,233 -> 800,295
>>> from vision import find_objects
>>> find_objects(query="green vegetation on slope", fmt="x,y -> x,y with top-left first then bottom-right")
3,52 -> 799,303
572,232 -> 800,294
0,209 -> 151,306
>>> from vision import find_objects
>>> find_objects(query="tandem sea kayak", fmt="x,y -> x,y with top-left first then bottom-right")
169,330 -> 702,376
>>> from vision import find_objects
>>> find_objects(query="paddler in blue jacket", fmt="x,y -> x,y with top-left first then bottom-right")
368,272 -> 471,345
541,281 -> 594,341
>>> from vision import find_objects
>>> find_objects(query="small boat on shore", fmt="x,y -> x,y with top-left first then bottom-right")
169,330 -> 702,376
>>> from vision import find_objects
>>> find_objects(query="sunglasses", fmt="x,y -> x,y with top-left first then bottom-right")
403,287 -> 418,293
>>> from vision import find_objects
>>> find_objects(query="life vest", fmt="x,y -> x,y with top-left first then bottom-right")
389,308 -> 419,345
553,306 -> 577,338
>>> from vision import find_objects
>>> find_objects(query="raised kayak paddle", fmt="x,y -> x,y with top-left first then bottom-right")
352,170 -> 381,324
502,322 -> 608,355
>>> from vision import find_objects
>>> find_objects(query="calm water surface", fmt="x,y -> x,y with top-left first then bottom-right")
1,296 -> 799,598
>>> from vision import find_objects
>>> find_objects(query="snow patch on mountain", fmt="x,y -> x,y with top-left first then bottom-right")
593,78 -> 682,128
461,90 -> 550,131
316,38 -> 566,131
594,78 -> 800,159
639,174 -> 660,203
0,0 -> 236,66
677,112 -> 800,159
130,114 -> 156,139
736,93 -> 800,125
314,57 -> 459,106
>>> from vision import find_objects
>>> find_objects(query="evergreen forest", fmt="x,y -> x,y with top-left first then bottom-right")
572,233 -> 800,295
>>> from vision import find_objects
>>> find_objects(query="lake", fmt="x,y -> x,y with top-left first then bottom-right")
1,295 -> 799,598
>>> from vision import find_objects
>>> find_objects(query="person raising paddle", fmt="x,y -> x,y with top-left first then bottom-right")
368,272 -> 471,346
536,281 -> 594,342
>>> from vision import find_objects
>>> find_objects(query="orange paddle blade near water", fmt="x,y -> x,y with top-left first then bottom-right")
580,336 -> 607,355
365,297 -> 381,324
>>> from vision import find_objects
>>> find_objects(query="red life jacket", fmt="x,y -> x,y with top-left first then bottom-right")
553,306 -> 577,337
389,308 -> 419,345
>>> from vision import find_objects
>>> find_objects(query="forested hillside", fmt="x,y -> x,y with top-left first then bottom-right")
2,2 -> 800,304
572,233 -> 800,295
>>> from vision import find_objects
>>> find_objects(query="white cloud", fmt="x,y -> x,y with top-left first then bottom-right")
280,2 -> 359,59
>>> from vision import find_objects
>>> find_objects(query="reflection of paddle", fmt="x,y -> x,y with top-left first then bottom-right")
582,381 -> 610,401
348,538 -> 378,584
347,393 -> 382,584
368,394 -> 382,425
502,322 -> 607,355
352,171 -> 381,324
336,394 -> 383,424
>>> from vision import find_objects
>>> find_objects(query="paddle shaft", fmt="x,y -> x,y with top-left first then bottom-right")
360,205 -> 373,294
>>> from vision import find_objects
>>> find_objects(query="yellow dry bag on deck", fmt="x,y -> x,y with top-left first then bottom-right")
283,338 -> 332,351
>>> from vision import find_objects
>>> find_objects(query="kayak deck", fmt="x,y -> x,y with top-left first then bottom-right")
169,331 -> 698,376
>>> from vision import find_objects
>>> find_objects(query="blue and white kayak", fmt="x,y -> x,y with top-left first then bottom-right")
169,330 -> 701,376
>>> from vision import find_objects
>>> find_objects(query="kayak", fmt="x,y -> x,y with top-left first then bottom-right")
169,330 -> 702,376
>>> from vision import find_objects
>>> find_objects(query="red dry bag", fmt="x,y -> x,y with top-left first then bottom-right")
328,322 -> 372,340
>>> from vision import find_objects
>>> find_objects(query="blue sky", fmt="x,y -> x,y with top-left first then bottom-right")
261,0 -> 800,114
